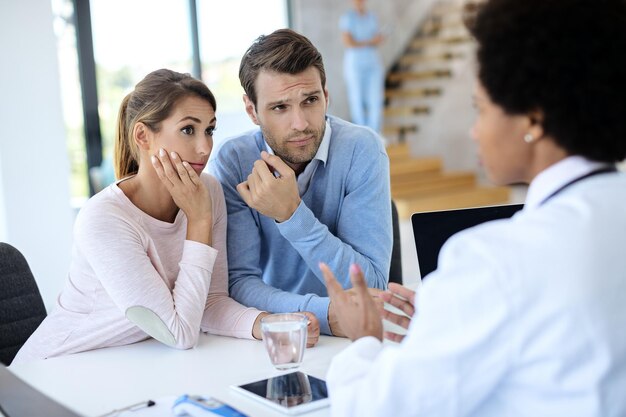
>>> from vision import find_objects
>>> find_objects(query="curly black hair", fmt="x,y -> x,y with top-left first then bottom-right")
466,0 -> 626,162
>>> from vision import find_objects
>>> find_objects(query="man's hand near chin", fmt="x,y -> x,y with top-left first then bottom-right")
236,151 -> 301,222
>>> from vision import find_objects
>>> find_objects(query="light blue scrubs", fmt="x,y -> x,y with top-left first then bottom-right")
339,10 -> 384,133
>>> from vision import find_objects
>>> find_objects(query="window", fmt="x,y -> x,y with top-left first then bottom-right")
51,0 -> 87,205
90,0 -> 193,182
53,0 -> 289,200
197,1 -> 288,147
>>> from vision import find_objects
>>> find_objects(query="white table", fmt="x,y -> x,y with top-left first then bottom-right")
9,334 -> 352,417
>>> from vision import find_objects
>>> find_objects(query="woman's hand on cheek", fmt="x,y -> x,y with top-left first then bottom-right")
151,148 -> 212,225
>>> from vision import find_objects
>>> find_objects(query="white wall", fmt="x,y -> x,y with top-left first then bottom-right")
0,0 -> 74,310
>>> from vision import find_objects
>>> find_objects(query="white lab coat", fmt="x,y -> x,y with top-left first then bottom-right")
327,156 -> 626,417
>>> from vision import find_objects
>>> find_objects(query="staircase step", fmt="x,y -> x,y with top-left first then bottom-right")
383,125 -> 419,139
389,158 -> 442,178
385,87 -> 441,99
431,2 -> 465,18
384,105 -> 430,117
391,171 -> 476,199
421,18 -> 465,34
385,143 -> 412,161
395,186 -> 512,219
410,35 -> 471,49
387,69 -> 452,82
399,51 -> 465,66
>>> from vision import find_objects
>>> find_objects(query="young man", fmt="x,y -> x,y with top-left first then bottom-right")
209,29 -> 391,336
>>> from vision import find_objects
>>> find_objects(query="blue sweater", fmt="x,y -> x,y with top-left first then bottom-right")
209,115 -> 391,334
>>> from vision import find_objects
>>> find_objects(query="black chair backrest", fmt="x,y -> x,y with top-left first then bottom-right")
389,200 -> 403,285
0,243 -> 47,365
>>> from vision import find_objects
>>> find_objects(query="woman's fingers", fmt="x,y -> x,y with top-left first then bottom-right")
157,148 -> 180,185
151,153 -> 173,189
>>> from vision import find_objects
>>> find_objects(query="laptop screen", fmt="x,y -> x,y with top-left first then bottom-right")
411,204 -> 523,279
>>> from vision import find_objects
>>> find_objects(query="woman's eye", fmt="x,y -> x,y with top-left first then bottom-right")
181,126 -> 194,135
206,126 -> 216,136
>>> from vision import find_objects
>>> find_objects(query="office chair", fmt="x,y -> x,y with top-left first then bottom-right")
0,243 -> 47,365
389,200 -> 403,285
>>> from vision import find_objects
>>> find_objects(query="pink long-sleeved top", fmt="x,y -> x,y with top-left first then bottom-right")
13,173 -> 261,364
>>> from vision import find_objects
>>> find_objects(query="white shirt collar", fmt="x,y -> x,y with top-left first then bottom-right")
524,156 -> 611,210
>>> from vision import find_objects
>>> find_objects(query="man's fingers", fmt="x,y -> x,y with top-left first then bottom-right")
261,151 -> 293,178
236,181 -> 253,206
253,159 -> 275,182
302,311 -> 320,347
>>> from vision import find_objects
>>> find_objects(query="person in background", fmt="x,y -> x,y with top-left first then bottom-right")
340,0 -> 385,133
320,0 -> 626,415
209,29 -> 391,337
14,69 -> 319,364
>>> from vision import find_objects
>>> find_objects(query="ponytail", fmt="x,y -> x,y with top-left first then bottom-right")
113,93 -> 139,179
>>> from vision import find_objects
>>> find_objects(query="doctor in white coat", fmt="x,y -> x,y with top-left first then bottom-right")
320,0 -> 626,415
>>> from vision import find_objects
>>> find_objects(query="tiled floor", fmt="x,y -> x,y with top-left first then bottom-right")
398,184 -> 528,288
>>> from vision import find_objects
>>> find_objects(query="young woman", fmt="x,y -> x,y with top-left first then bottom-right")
14,69 -> 319,363
321,0 -> 626,415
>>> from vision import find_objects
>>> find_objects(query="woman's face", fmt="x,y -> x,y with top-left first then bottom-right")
471,81 -> 534,185
149,95 -> 216,175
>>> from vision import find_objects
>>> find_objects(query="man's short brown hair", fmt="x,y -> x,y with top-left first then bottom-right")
239,28 -> 326,106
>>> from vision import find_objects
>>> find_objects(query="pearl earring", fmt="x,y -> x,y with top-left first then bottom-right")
523,133 -> 534,143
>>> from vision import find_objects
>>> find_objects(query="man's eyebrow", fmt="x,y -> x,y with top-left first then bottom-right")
303,89 -> 322,97
266,99 -> 289,108
266,89 -> 323,108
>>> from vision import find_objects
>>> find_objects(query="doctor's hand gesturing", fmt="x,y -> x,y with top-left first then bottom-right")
320,262 -> 383,342
379,283 -> 416,343
237,151 -> 301,222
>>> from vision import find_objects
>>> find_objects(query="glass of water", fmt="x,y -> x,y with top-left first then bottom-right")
261,313 -> 308,370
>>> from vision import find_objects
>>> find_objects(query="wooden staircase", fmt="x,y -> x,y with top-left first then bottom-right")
387,144 -> 510,219
384,2 -> 511,219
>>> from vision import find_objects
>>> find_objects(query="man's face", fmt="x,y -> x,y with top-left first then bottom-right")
244,67 -> 329,173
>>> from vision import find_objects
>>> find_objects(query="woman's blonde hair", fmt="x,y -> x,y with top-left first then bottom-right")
114,69 -> 216,179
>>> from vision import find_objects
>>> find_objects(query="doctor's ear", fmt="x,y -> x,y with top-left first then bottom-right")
243,95 -> 260,126
133,122 -> 151,150
527,110 -> 545,142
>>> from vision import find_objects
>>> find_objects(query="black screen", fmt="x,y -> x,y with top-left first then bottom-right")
412,204 -> 523,279
238,372 -> 328,408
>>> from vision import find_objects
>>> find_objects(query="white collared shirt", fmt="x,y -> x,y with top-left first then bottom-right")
264,120 -> 331,196
524,156 -> 611,210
